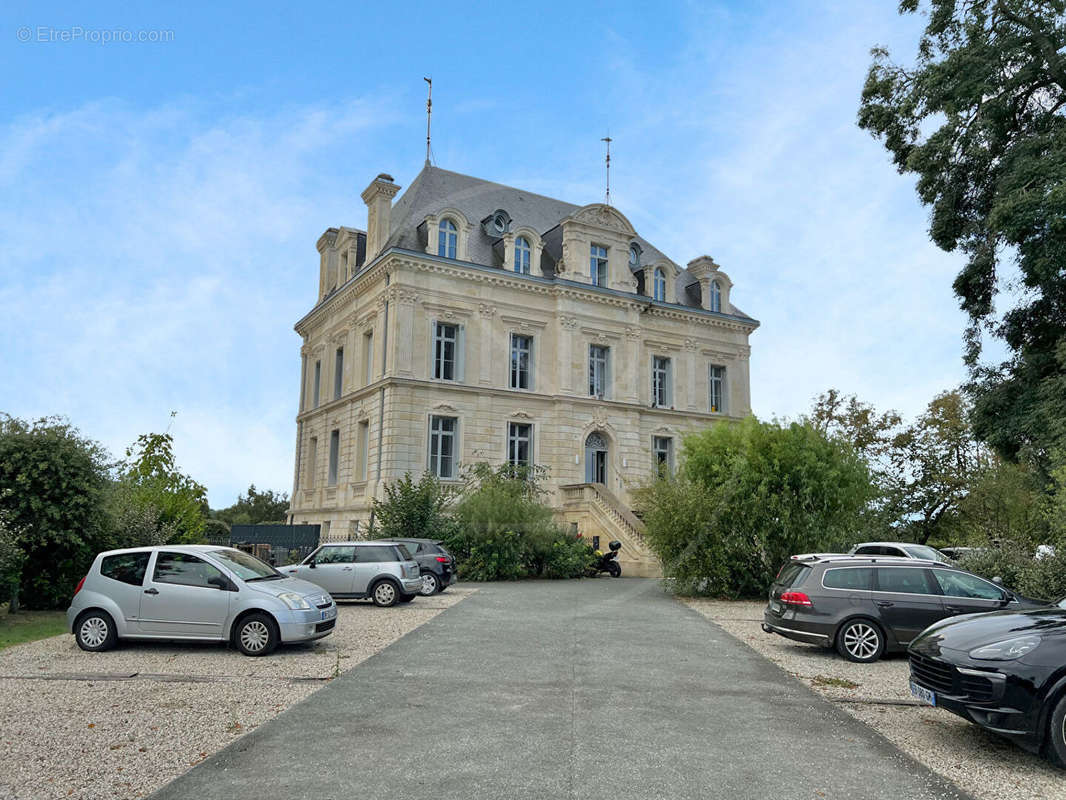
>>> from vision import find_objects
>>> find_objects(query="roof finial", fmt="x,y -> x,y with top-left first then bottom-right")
424,77 -> 433,167
601,134 -> 612,205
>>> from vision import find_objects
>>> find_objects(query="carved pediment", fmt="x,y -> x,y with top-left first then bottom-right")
432,403 -> 458,413
567,204 -> 636,236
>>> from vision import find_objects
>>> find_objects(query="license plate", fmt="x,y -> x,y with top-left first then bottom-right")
321,608 -> 336,621
910,681 -> 936,706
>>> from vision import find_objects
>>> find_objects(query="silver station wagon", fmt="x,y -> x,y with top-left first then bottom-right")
67,545 -> 337,656
281,541 -> 422,607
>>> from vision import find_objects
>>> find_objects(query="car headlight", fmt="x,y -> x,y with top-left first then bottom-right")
278,592 -> 311,610
969,634 -> 1042,661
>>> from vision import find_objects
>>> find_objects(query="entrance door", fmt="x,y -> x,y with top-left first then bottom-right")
585,432 -> 608,484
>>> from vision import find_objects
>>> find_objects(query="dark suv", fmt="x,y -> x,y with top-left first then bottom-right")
377,538 -> 455,596
762,554 -> 1044,662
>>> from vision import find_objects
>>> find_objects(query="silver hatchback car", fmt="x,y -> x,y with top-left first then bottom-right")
280,541 -> 422,606
66,545 -> 337,656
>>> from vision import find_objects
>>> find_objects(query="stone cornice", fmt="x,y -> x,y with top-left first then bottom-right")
293,247 -> 760,337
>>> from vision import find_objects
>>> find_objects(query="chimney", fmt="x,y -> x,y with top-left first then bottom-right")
361,173 -> 400,262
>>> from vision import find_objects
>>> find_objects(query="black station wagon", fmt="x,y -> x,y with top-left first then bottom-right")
761,554 -> 1044,662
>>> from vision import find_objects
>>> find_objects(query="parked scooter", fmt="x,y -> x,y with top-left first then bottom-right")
588,540 -> 622,578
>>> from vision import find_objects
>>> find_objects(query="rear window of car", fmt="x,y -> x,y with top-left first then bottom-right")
822,567 -> 874,591
775,563 -> 810,588
874,567 -> 936,595
357,545 -> 403,562
394,543 -> 414,559
100,552 -> 150,586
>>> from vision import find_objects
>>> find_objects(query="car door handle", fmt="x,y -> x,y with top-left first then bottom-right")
945,605 -> 966,613
342,567 -> 353,571
875,601 -> 893,608
143,588 -> 159,595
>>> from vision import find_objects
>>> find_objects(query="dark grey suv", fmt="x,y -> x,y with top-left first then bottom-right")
377,538 -> 455,596
762,555 -> 1044,662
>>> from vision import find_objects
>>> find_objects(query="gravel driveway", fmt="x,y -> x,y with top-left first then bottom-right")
685,598 -> 1066,800
0,587 -> 475,800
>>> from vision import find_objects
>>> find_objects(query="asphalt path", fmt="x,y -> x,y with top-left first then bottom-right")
150,579 -> 971,800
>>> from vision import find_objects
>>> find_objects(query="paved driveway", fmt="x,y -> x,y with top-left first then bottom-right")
150,579 -> 970,800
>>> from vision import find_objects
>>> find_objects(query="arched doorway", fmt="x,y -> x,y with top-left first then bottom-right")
585,431 -> 608,484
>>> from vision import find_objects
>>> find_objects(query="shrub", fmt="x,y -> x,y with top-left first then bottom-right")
0,415 -> 113,609
446,464 -> 593,581
0,503 -> 27,610
371,472 -> 456,541
636,417 -> 874,597
958,545 -> 1066,602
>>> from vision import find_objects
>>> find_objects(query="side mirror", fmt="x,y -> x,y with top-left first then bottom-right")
308,561 -> 316,569
208,575 -> 233,591
992,576 -> 1003,585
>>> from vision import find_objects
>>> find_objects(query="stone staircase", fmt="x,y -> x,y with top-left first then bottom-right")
557,483 -> 662,578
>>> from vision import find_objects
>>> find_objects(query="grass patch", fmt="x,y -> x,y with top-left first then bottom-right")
811,674 -> 860,690
0,606 -> 69,650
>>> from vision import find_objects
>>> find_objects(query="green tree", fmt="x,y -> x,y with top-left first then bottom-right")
637,418 -> 875,597
945,458 -> 1047,546
0,499 -> 28,612
213,484 -> 290,526
858,1 -> 1066,473
371,472 -> 455,541
0,415 -> 113,609
117,429 -> 207,543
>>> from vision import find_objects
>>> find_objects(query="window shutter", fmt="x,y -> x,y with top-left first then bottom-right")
528,336 -> 535,391
666,360 -> 673,407
457,324 -> 466,382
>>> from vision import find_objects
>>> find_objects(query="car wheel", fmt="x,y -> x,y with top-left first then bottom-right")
1047,694 -> 1066,767
75,610 -> 117,652
398,593 -> 416,603
419,571 -> 441,596
836,619 -> 884,663
607,562 -> 622,578
234,612 -> 278,657
371,580 -> 400,607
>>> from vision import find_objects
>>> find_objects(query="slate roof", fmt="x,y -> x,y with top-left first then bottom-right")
379,165 -> 752,320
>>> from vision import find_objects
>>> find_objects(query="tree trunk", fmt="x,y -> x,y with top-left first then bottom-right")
7,585 -> 19,614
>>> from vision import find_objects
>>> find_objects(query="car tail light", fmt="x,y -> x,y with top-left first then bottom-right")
435,556 -> 449,563
780,591 -> 812,607
74,576 -> 86,595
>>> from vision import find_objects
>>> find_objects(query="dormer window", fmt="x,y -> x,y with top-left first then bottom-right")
629,244 -> 641,267
515,237 -> 531,274
590,244 -> 607,287
710,280 -> 722,312
653,268 -> 666,302
493,213 -> 507,233
438,219 -> 458,259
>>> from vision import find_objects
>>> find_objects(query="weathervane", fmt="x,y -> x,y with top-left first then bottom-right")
601,135 -> 612,205
424,77 -> 433,167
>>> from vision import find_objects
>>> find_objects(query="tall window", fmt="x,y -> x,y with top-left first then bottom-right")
709,365 -> 727,413
328,429 -> 340,486
428,416 -> 457,479
313,360 -> 321,408
514,237 -> 531,274
510,333 -> 532,390
653,268 -> 666,302
334,347 -> 344,400
653,436 -> 673,473
507,422 -> 532,467
589,345 -> 609,397
356,421 -> 369,482
307,437 -> 318,488
590,244 -> 607,287
710,280 -> 722,312
433,322 -> 459,381
652,356 -> 672,407
438,219 -> 458,259
363,330 -> 374,385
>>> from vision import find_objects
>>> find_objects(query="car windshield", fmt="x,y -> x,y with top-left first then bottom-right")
902,545 -> 951,563
209,549 -> 282,581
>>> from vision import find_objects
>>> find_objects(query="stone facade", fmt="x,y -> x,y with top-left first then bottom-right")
289,166 -> 758,566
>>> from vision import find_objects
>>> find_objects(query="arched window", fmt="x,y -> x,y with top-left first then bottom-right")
653,268 -> 666,302
710,280 -> 721,312
514,237 -> 531,274
438,219 -> 458,259
629,245 -> 640,267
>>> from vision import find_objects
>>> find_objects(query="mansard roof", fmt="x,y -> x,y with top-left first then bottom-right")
379,165 -> 753,320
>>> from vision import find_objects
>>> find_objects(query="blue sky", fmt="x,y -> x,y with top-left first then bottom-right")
1,1 -> 977,506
